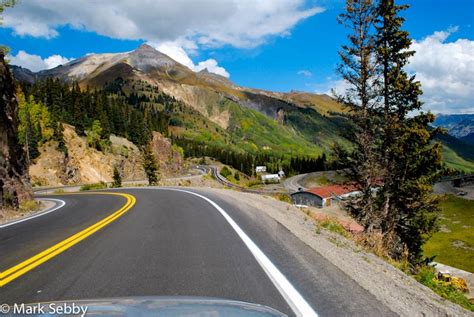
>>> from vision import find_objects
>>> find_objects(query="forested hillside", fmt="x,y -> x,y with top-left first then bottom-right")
16,77 -> 332,178
11,44 -> 473,178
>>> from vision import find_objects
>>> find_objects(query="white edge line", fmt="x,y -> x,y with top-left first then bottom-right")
156,187 -> 318,317
0,198 -> 66,228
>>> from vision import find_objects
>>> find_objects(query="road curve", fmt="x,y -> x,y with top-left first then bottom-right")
283,173 -> 308,192
0,188 -> 395,316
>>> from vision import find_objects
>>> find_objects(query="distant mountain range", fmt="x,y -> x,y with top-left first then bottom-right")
11,44 -> 474,172
433,114 -> 474,144
12,44 -> 350,159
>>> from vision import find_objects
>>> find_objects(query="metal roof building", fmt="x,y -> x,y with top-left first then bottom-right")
291,184 -> 359,207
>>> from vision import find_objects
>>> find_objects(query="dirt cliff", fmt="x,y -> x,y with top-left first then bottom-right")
29,125 -> 185,186
0,52 -> 32,208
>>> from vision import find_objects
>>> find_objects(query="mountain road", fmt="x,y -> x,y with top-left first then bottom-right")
0,188 -> 396,316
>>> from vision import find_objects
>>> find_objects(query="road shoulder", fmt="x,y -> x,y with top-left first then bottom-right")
0,198 -> 62,227
194,187 -> 472,317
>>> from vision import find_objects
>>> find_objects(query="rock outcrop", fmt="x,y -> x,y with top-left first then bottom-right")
150,131 -> 186,176
29,124 -> 147,186
28,125 -> 185,186
0,52 -> 32,208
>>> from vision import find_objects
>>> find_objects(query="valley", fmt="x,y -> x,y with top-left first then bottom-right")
11,44 -> 474,186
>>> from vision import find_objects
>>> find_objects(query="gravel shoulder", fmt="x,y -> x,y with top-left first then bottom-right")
0,199 -> 56,225
194,187 -> 473,317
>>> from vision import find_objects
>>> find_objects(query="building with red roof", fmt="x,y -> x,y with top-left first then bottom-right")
291,184 -> 360,207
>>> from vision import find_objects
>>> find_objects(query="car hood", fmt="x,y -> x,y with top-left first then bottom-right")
9,296 -> 287,316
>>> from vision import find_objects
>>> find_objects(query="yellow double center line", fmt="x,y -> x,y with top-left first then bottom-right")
0,192 -> 136,287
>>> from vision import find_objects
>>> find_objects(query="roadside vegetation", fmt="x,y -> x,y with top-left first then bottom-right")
318,217 -> 350,238
300,206 -> 473,312
112,166 -> 122,188
143,145 -> 160,185
80,182 -> 107,191
19,199 -> 40,212
273,193 -> 292,204
334,0 -> 441,264
414,265 -> 473,311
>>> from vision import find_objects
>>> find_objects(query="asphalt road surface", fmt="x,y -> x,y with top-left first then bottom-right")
283,173 -> 308,192
0,188 -> 396,316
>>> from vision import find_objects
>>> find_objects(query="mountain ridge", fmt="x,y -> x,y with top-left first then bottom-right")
11,45 -> 474,172
11,44 -> 343,115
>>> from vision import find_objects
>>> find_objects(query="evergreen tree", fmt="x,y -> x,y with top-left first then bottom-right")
374,0 -> 442,261
142,146 -> 159,185
336,0 -> 443,262
86,120 -> 103,150
53,122 -> 68,156
24,110 -> 40,161
334,0 -> 383,228
112,166 -> 122,188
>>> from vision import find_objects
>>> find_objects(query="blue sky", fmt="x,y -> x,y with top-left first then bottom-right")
1,0 -> 473,113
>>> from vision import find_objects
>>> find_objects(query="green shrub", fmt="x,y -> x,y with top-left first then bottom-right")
2,191 -> 14,207
220,166 -> 232,178
246,180 -> 262,188
80,182 -> 107,191
112,166 -> 122,188
275,193 -> 291,203
319,218 -> 350,238
169,117 -> 184,126
19,200 -> 40,212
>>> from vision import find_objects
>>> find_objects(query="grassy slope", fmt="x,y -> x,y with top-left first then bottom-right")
283,92 -> 346,114
442,145 -> 474,172
93,73 -> 474,167
226,99 -> 325,156
435,133 -> 474,172
423,195 -> 474,272
125,80 -> 327,156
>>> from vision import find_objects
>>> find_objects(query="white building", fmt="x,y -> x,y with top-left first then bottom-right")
278,170 -> 285,178
255,166 -> 267,173
261,174 -> 280,183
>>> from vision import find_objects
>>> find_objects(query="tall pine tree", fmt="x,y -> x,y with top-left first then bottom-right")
334,0 -> 384,229
336,0 -> 443,262
374,0 -> 442,261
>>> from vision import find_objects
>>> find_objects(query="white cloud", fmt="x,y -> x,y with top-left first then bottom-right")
43,54 -> 73,69
7,50 -> 73,72
407,27 -> 474,114
318,28 -> 473,114
297,70 -> 312,77
152,41 -> 196,69
314,78 -> 350,96
151,41 -> 229,77
0,1 -> 320,78
195,59 -> 230,78
1,0 -> 323,48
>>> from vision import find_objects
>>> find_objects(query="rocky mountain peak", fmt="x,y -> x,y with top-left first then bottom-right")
135,43 -> 156,52
129,44 -> 178,71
